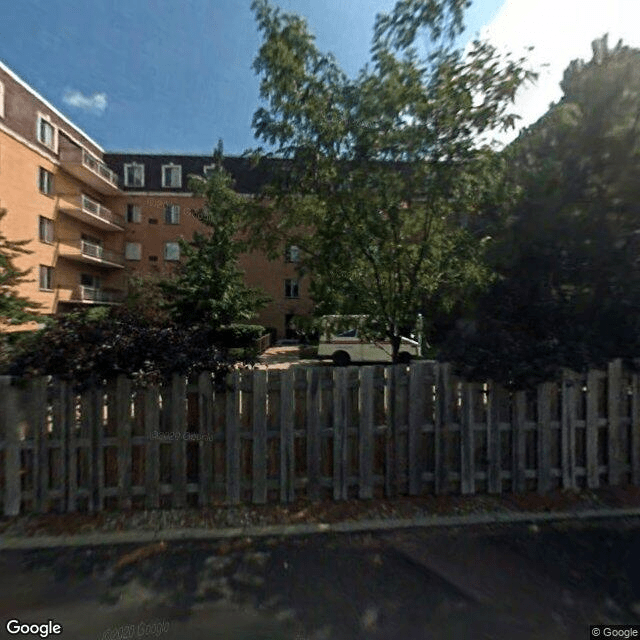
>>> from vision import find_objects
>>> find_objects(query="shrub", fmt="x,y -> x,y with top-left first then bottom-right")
212,324 -> 266,348
5,308 -> 233,389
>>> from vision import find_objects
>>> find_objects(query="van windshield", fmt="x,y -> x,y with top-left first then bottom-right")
336,328 -> 357,337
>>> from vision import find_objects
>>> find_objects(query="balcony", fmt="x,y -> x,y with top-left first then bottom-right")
71,286 -> 124,305
59,240 -> 125,268
58,194 -> 124,231
59,146 -> 120,195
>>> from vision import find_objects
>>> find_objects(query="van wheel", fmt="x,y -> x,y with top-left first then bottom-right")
332,351 -> 351,367
398,352 -> 412,365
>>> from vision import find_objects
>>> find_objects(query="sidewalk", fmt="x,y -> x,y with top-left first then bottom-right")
2,486 -> 640,549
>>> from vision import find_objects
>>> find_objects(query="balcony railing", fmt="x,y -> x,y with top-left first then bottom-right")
80,195 -> 124,229
59,145 -> 120,194
82,150 -> 118,187
77,286 -> 124,304
79,240 -> 124,266
59,240 -> 125,267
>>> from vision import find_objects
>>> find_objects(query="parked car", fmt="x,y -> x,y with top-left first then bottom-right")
316,315 -> 421,365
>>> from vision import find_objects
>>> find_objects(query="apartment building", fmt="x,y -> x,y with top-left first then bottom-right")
0,61 -> 311,338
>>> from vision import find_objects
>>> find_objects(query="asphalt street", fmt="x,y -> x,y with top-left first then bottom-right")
2,518 -> 640,639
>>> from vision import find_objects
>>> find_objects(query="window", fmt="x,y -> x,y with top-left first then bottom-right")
285,245 -> 300,263
38,167 -> 54,195
126,204 -> 141,223
39,216 -> 54,244
162,164 -> 182,188
80,273 -> 101,289
124,163 -> 144,188
164,204 -> 180,224
37,116 -> 56,150
164,242 -> 180,261
39,265 -> 53,290
0,81 -> 4,119
284,279 -> 299,299
125,242 -> 141,260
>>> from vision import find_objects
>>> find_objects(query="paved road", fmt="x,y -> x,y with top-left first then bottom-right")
1,518 -> 640,639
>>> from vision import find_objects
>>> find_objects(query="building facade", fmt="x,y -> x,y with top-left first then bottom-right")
0,61 -> 311,337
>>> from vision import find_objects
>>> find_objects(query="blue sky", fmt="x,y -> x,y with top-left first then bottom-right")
2,0 -> 636,156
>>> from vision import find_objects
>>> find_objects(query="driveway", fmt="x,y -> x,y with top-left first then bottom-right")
2,519 -> 640,639
255,345 -> 326,370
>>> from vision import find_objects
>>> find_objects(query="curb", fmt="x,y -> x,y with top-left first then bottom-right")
2,507 -> 640,550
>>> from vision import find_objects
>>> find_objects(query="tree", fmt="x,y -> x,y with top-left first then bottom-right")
124,273 -> 172,325
443,37 -> 640,386
160,143 -> 270,328
244,0 -> 535,361
0,207 -> 40,324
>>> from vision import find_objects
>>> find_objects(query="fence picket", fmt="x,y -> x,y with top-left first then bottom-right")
91,386 -> 105,512
225,372 -> 241,505
280,369 -> 295,502
512,390 -> 527,493
116,376 -> 132,510
460,383 -> 475,495
608,359 -> 623,486
333,367 -> 349,500
632,372 -> 640,486
144,385 -> 161,509
306,368 -> 321,501
1,378 -> 21,516
537,382 -> 553,493
586,370 -> 600,489
198,372 -> 214,508
487,381 -> 501,494
65,383 -> 78,512
252,370 -> 268,504
561,370 -> 578,490
359,367 -> 375,499
28,378 -> 47,513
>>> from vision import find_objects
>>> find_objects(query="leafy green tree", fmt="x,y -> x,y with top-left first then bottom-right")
0,207 -> 40,324
124,273 -> 172,325
160,143 -> 270,328
244,0 -> 535,361
443,36 -> 640,386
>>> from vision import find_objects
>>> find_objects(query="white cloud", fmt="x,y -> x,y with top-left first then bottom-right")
477,0 -> 640,146
62,89 -> 108,115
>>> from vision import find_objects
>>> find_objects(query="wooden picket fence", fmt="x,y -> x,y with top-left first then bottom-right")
0,359 -> 639,516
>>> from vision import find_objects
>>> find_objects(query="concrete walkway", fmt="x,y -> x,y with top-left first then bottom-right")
4,505 -> 640,550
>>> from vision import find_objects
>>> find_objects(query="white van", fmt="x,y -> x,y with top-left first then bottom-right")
317,315 -> 421,365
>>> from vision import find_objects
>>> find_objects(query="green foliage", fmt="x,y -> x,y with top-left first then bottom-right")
5,307 -> 232,389
246,0 -> 535,360
212,324 -> 266,347
442,37 -> 640,387
160,142 -> 270,328
124,273 -> 173,325
0,208 -> 40,324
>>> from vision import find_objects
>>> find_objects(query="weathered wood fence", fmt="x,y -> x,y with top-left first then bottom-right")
0,360 -> 639,515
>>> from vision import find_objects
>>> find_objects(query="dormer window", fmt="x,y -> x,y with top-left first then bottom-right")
37,115 -> 56,151
203,164 -> 217,178
124,163 -> 144,188
162,164 -> 182,188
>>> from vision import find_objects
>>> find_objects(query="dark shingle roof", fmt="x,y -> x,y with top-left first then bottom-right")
103,153 -> 279,194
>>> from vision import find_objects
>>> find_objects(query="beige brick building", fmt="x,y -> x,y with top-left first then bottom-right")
0,61 -> 312,338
